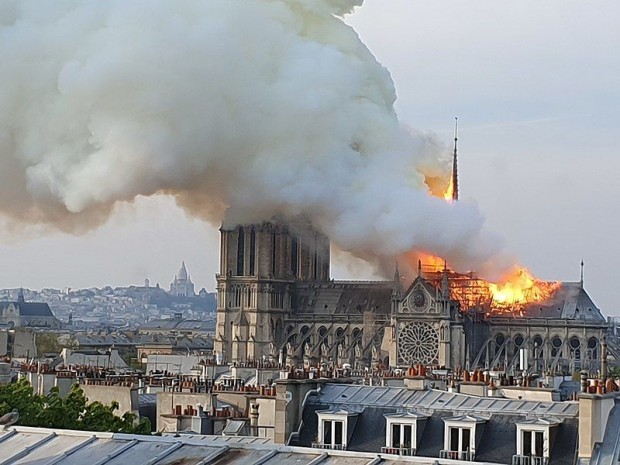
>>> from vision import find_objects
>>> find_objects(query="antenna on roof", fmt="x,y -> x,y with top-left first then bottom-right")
580,259 -> 584,287
452,116 -> 459,202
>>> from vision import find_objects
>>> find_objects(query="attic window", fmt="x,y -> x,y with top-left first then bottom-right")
440,415 -> 486,461
513,419 -> 559,465
382,413 -> 426,456
313,409 -> 358,451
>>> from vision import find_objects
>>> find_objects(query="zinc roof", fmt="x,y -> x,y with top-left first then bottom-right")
311,384 -> 579,418
0,427 -> 504,465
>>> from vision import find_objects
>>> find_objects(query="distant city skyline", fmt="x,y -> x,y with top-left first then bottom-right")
0,1 -> 618,314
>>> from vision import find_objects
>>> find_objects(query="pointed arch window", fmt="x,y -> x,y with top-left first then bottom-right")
249,228 -> 256,275
291,236 -> 298,277
271,233 -> 277,276
313,234 -> 318,280
236,227 -> 245,276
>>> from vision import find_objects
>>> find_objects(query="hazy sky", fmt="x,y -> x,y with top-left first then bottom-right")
1,1 -> 619,313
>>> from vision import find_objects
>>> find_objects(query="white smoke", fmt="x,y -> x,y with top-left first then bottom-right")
0,0 -> 506,274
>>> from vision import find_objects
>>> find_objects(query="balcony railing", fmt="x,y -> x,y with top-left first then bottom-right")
381,447 -> 416,456
312,443 -> 346,451
439,450 -> 475,461
512,455 -> 548,465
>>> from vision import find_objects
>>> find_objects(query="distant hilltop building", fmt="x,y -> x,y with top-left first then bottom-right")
169,261 -> 195,297
0,289 -> 61,329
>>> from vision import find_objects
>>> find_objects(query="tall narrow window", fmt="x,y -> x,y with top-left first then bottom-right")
313,234 -> 318,280
449,427 -> 471,452
450,428 -> 460,451
334,421 -> 343,446
291,236 -> 298,277
271,234 -> 277,276
523,430 -> 532,457
390,424 -> 413,448
522,431 -> 544,457
323,421 -> 332,444
249,229 -> 256,275
236,227 -> 245,276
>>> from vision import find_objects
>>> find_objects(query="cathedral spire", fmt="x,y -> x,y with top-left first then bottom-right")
392,262 -> 403,299
441,262 -> 450,300
452,116 -> 459,202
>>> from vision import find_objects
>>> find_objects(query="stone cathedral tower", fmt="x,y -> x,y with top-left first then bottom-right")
214,217 -> 330,363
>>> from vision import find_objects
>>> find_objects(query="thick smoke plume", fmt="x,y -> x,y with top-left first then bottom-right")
0,0 -> 507,275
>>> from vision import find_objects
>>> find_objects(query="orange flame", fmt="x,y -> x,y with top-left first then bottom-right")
415,254 -> 560,315
443,177 -> 454,202
420,170 -> 560,314
488,268 -> 558,307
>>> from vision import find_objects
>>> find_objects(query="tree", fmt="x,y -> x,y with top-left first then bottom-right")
34,333 -> 64,356
0,378 -> 150,434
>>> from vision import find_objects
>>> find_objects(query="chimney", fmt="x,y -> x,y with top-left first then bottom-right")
191,403 -> 213,435
249,403 -> 259,436
580,371 -> 588,393
601,337 -> 608,379
578,388 -> 618,460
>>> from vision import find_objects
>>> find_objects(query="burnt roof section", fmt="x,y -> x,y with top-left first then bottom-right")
504,282 -> 605,322
291,281 -> 392,316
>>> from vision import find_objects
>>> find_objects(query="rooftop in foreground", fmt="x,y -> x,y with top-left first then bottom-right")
0,426 -> 502,465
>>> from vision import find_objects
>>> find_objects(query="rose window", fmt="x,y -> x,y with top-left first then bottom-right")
398,322 -> 439,365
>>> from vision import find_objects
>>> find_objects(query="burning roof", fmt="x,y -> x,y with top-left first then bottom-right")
419,262 -> 603,321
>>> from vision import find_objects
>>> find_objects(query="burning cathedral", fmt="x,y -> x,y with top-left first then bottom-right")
214,137 -> 612,375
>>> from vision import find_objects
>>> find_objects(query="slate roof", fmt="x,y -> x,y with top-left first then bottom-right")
288,278 -> 605,323
0,426 -> 502,465
296,384 -> 579,465
308,384 -> 579,417
74,333 -> 213,350
291,281 -> 393,316
1,301 -> 56,317
140,318 -> 215,332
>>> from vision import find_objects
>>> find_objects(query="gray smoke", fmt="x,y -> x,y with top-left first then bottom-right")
0,0 -> 507,274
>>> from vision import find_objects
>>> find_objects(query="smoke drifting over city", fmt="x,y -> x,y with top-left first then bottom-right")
0,0 -> 507,275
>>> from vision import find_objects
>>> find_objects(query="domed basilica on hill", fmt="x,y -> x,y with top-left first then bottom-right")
169,261 -> 195,297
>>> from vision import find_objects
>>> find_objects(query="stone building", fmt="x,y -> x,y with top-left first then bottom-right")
213,214 -> 611,375
169,261 -> 195,297
0,291 -> 61,329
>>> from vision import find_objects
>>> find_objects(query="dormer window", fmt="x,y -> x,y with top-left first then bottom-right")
512,418 -> 560,465
440,415 -> 487,461
382,412 -> 427,456
313,409 -> 358,451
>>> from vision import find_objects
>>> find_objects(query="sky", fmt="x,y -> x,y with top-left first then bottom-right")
1,0 -> 619,313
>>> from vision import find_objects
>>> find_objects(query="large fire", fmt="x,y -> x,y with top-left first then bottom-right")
415,254 -> 560,316
414,158 -> 560,315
